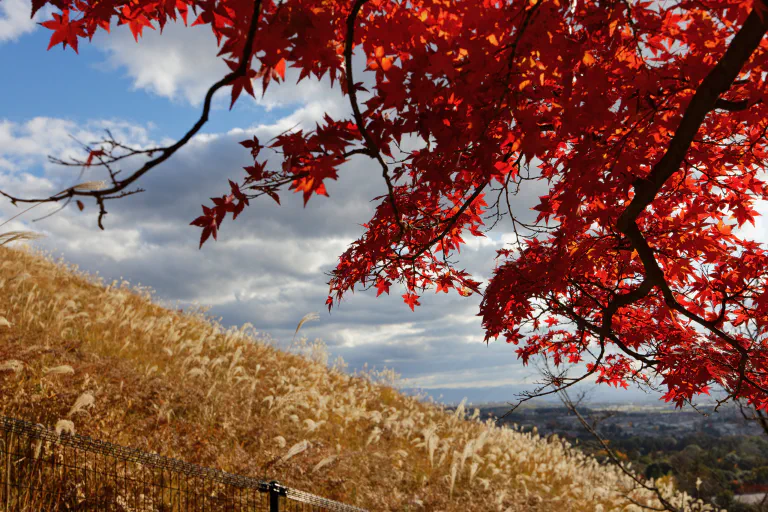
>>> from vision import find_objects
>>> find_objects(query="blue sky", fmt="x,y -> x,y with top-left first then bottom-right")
3,1 -> 764,408
1,23 -> 293,146
1,9 -> 552,407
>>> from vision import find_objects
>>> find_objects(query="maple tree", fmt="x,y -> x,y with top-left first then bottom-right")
6,0 -> 768,411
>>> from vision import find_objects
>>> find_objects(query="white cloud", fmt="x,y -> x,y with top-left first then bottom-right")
93,20 -> 345,110
734,170 -> 768,246
0,157 -> 18,172
93,21 -> 228,106
404,369 -> 535,390
332,323 -> 426,348
462,235 -> 499,251
0,107 -> 534,396
0,117 -> 153,165
0,0 -> 52,43
7,104 -> 766,402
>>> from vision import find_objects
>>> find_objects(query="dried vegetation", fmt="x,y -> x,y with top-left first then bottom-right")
0,246 -> 714,511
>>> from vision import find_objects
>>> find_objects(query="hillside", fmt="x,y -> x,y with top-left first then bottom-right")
0,246 -> 711,511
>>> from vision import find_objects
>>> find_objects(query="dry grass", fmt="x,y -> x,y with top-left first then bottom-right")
0,245 -> 714,511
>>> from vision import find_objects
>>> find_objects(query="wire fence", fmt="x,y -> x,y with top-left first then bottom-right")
0,415 -> 367,512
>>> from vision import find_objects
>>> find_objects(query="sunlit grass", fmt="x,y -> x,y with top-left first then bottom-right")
0,245 -> 714,511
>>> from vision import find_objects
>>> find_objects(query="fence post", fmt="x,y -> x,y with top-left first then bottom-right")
4,430 -> 12,511
268,480 -> 286,512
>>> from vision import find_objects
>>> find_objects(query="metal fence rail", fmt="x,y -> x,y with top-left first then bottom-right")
0,415 -> 367,512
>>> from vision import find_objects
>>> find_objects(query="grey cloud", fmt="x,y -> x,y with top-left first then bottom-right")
0,22 -> 623,400
0,107 -> 557,395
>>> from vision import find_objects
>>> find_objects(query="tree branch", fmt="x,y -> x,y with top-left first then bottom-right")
613,2 -> 768,395
400,180 -> 490,262
714,98 -> 751,111
617,5 -> 768,233
0,0 -> 265,227
558,388 -> 682,512
344,0 -> 406,236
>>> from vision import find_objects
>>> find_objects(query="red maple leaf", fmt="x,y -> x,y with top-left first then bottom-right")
189,206 -> 219,249
375,279 -> 391,297
402,293 -> 421,311
435,274 -> 453,294
225,58 -> 258,109
30,0 -> 768,409
40,10 -> 86,53
239,136 -> 261,159
84,149 -> 105,167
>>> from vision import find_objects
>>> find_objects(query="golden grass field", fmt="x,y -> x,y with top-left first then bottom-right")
0,245 -> 715,511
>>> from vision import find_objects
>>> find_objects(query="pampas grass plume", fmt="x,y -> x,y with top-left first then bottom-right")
45,365 -> 75,376
281,440 -> 310,463
293,312 -> 319,341
67,392 -> 95,417
0,231 -> 45,247
55,419 -> 76,436
72,181 -> 107,192
0,360 -> 23,372
312,455 -> 337,473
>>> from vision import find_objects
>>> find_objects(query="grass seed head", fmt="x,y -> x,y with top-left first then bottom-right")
55,419 -> 76,436
281,440 -> 310,463
72,181 -> 107,191
0,359 -> 23,372
67,392 -> 95,417
45,365 -> 75,375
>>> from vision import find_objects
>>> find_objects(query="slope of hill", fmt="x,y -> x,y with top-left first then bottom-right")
0,246 -> 712,511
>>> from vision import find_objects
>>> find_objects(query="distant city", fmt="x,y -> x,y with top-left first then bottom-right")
469,400 -> 768,509
474,401 -> 766,440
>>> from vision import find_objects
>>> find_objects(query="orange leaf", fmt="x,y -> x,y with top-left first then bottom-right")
274,58 -> 286,81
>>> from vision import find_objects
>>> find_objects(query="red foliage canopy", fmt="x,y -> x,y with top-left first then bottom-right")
12,0 -> 768,409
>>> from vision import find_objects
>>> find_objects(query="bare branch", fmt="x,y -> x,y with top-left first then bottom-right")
558,387 -> 681,512
344,0 -> 406,236
0,0 -> 265,227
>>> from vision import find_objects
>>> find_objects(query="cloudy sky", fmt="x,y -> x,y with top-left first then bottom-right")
3,3 -> 767,407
